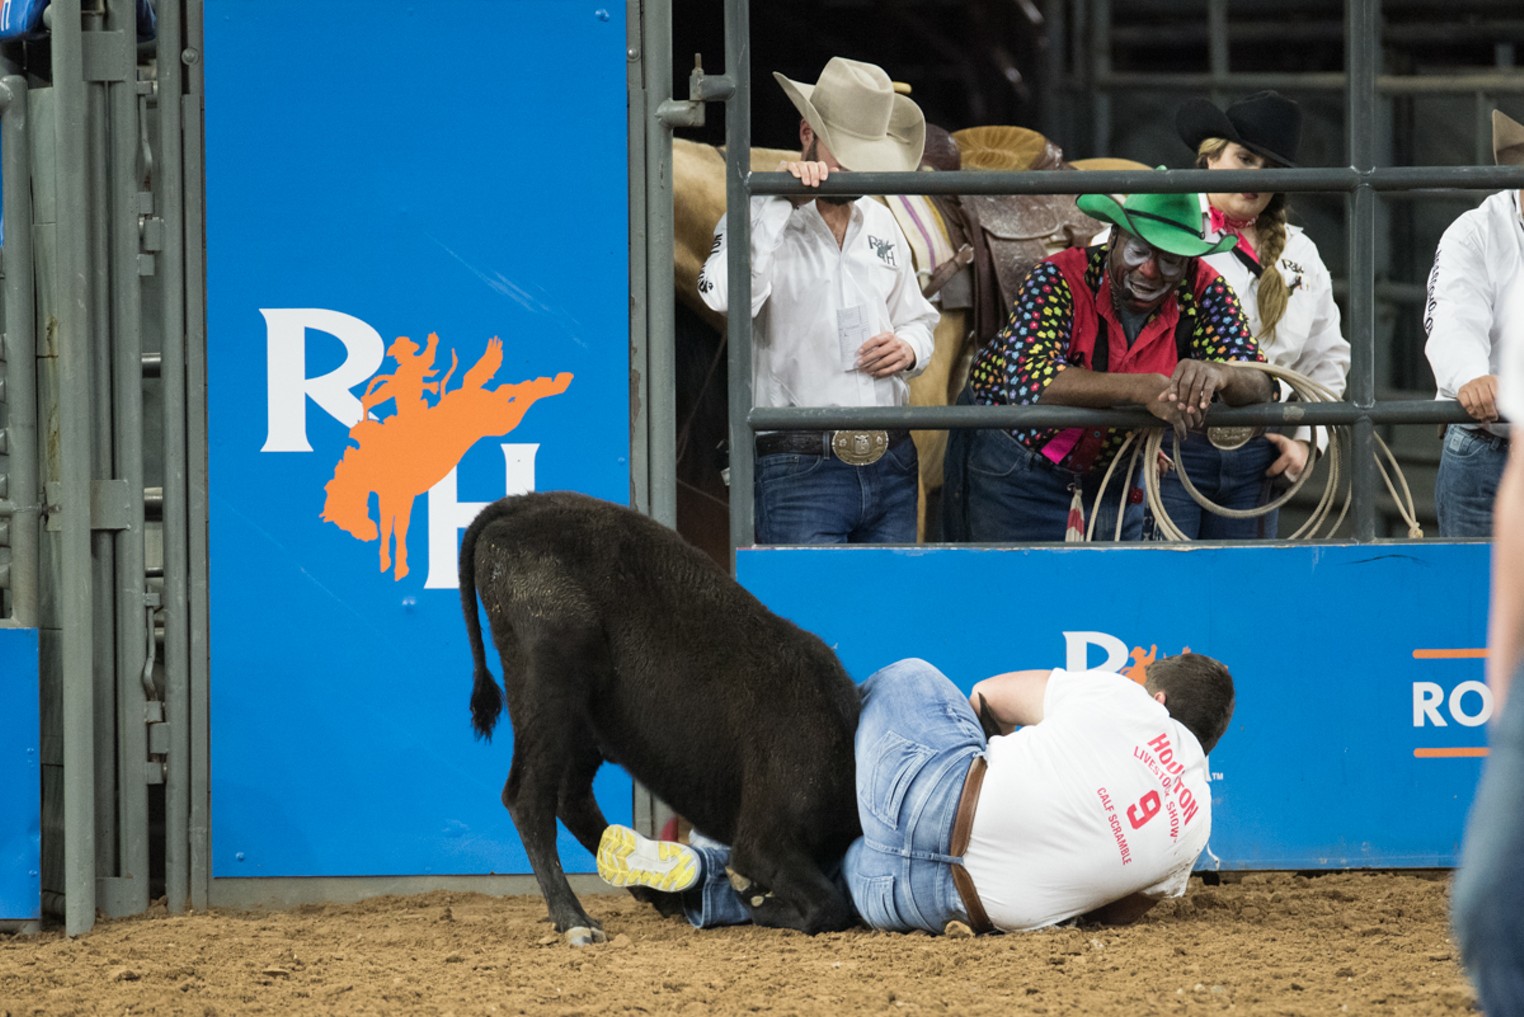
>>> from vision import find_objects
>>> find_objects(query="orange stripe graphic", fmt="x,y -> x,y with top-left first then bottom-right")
1413,747 -> 1490,758
1411,648 -> 1488,659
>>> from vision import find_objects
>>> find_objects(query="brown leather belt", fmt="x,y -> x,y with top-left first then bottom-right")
949,754 -> 992,934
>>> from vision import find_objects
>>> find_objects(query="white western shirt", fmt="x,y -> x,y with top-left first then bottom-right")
1425,189 -> 1524,436
697,196 -> 938,410
962,669 -> 1214,931
1200,206 -> 1350,447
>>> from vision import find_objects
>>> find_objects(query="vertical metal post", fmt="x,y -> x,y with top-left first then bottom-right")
1038,0 -> 1064,142
641,0 -> 677,529
182,0 -> 212,913
1089,0 -> 1112,160
628,0 -> 650,516
104,0 -> 150,918
85,10 -> 119,876
723,0 -> 753,557
0,76 -> 37,628
49,0 -> 100,937
1207,0 -> 1229,98
158,0 -> 191,917
1347,0 -> 1379,540
627,0 -> 656,836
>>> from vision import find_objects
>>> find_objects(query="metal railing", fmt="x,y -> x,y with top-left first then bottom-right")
710,0 -> 1520,550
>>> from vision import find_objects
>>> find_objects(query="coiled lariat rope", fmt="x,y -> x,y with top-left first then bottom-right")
1079,362 -> 1423,542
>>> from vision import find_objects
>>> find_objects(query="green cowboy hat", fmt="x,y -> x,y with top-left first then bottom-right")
1076,179 -> 1237,258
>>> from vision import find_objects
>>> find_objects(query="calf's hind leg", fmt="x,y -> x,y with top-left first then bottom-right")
554,738 -> 687,919
499,637 -> 609,946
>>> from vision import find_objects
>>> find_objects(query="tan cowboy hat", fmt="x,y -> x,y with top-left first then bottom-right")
1494,109 -> 1524,167
774,57 -> 925,173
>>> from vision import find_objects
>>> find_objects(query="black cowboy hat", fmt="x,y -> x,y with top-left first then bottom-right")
1176,90 -> 1302,168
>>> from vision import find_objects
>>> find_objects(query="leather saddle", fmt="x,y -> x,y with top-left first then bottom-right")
924,126 -> 1103,352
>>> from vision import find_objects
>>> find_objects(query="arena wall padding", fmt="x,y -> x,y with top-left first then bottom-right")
204,0 -> 632,878
0,627 -> 40,919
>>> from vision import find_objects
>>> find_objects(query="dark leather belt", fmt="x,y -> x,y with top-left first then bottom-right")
949,754 -> 992,934
755,429 -> 911,465
1461,426 -> 1511,451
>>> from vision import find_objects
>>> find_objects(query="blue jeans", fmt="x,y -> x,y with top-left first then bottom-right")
1452,660 -> 1524,1015
1156,432 -> 1280,539
962,427 -> 1144,542
679,659 -> 984,933
1436,425 -> 1508,537
754,437 -> 919,544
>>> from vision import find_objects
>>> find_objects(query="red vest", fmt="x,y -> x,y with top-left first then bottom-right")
1050,245 -> 1220,376
1045,247 -> 1221,472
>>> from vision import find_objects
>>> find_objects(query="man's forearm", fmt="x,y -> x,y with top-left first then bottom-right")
1040,367 -> 1166,408
1217,363 -> 1275,406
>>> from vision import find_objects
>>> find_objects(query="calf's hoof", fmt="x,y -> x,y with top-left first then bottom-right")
564,925 -> 608,948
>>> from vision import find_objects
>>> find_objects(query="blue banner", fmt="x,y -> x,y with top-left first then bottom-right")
0,627 -> 39,919
204,1 -> 631,876
738,542 -> 1491,869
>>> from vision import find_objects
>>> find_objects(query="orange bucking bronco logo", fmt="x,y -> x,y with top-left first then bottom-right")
320,332 -> 571,580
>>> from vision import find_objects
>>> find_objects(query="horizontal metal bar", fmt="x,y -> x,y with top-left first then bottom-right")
748,399 -> 1476,431
1094,71 -> 1524,95
747,164 -> 1524,198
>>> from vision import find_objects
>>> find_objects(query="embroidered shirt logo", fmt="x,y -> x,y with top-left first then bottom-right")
867,235 -> 897,267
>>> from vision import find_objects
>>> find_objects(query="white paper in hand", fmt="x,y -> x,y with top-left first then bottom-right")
836,305 -> 869,372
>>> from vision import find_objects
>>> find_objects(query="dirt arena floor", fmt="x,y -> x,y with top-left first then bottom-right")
0,870 -> 1475,1016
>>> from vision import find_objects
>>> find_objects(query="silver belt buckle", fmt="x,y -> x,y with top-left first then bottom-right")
831,429 -> 889,466
1207,426 -> 1256,451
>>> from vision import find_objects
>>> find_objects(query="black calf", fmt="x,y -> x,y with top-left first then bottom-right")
459,491 -> 861,944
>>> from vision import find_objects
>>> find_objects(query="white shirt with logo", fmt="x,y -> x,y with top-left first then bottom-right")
1199,207 -> 1350,448
1425,189 -> 1524,436
962,669 -> 1214,932
697,196 -> 938,409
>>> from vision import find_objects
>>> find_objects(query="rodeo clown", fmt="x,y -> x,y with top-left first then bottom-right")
697,56 -> 938,546
947,184 -> 1276,542
597,653 -> 1235,934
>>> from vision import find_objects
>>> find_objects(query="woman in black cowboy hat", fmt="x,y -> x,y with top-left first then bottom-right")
1159,91 -> 1351,539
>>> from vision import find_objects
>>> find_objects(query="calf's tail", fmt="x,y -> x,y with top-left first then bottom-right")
459,501 -> 506,741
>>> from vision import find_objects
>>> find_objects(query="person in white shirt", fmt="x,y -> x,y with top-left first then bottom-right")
1451,108 -> 1524,1017
697,57 -> 939,544
1161,91 -> 1351,539
1424,110 -> 1524,538
596,654 -> 1234,935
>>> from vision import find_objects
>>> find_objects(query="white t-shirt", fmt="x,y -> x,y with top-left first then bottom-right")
697,196 -> 939,410
962,669 -> 1214,931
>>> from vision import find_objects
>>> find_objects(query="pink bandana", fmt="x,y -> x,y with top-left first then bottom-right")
1208,206 -> 1259,264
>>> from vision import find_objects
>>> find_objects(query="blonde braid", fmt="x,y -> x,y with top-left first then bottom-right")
1253,196 -> 1290,347
1195,139 -> 1291,349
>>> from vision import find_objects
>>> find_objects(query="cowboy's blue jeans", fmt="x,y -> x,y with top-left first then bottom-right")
753,438 -> 918,544
1155,432 -> 1280,539
960,426 -> 1144,542
678,658 -> 983,933
1435,425 -> 1507,537
1452,660 -> 1524,1016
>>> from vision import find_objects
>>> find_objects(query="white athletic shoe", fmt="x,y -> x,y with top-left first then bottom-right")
596,824 -> 700,893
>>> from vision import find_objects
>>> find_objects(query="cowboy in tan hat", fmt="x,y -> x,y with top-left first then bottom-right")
696,57 -> 939,545
1423,108 -> 1524,538
950,182 -> 1276,543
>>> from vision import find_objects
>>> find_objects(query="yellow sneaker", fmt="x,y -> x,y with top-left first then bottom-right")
596,825 -> 700,893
